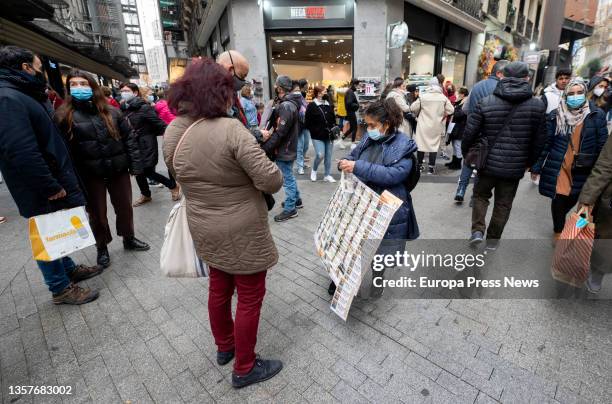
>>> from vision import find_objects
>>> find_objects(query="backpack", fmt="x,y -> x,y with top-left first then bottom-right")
405,152 -> 420,193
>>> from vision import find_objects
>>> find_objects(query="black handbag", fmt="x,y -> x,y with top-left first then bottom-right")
316,104 -> 341,141
568,135 -> 597,173
465,104 -> 519,170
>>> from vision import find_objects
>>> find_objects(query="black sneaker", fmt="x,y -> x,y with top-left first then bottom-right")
274,210 -> 298,222
123,237 -> 151,251
232,358 -> 283,389
485,238 -> 499,251
97,247 -> 110,268
469,231 -> 484,245
427,166 -> 435,175
282,199 -> 303,209
217,350 -> 235,366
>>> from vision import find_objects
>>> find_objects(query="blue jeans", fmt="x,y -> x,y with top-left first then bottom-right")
312,139 -> 333,177
36,257 -> 76,294
457,161 -> 478,195
296,129 -> 310,171
276,160 -> 301,212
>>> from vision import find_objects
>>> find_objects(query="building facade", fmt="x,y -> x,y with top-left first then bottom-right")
2,0 -> 138,93
165,0 -> 596,97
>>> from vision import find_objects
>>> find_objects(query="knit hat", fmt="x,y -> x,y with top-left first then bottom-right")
275,75 -> 293,92
503,62 -> 530,78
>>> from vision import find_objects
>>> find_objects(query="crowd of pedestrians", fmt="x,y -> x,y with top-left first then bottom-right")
0,42 -> 611,390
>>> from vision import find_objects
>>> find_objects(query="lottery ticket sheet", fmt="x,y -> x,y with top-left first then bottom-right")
314,173 -> 403,320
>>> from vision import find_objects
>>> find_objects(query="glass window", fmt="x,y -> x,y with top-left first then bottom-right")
123,12 -> 138,26
441,48 -> 466,85
127,34 -> 142,45
402,38 -> 435,77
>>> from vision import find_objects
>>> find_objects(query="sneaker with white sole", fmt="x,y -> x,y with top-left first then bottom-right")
324,175 -> 336,183
297,168 -> 305,175
310,170 -> 317,181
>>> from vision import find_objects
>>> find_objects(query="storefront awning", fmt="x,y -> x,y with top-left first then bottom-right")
0,17 -> 130,81
406,0 -> 486,33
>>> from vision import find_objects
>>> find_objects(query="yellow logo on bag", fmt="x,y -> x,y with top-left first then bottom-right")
70,216 -> 89,239
40,216 -> 88,243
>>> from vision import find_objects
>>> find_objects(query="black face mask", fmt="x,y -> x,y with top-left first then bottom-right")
322,94 -> 330,101
233,75 -> 247,91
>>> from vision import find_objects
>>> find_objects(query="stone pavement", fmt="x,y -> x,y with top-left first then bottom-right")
0,146 -> 611,404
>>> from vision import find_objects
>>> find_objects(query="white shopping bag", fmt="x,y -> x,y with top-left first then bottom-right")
160,198 -> 209,278
29,206 -> 95,261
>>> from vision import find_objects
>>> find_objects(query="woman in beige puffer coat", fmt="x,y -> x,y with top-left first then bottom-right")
162,58 -> 284,389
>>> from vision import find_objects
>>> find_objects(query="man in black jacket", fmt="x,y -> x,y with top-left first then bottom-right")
262,76 -> 303,222
462,62 -> 546,245
0,46 -> 100,305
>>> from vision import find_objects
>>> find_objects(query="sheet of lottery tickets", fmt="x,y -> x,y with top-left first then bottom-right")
314,173 -> 403,320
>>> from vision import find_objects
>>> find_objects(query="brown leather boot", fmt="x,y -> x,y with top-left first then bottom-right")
69,264 -> 103,283
52,284 -> 99,305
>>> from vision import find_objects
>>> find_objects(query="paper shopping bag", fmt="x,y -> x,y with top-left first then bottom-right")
551,211 -> 595,287
29,207 -> 95,261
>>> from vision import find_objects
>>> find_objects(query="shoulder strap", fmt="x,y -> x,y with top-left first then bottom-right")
489,102 -> 520,151
316,103 -> 332,126
172,118 -> 205,169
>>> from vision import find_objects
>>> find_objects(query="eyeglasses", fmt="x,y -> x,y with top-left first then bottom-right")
228,51 -> 246,81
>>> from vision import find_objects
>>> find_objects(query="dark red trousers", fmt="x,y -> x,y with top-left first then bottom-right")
208,267 -> 267,375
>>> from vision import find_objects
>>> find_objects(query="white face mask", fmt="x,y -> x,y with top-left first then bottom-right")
593,87 -> 605,97
121,92 -> 136,102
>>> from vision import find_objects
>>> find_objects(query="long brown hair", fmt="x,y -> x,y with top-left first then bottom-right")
56,69 -> 119,140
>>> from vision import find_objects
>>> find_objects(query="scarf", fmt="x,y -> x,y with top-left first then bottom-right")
0,67 -> 47,102
556,77 -> 590,136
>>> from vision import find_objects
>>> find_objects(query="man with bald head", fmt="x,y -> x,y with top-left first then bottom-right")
217,51 -> 270,141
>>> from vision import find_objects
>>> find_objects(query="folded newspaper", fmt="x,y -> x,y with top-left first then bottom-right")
314,173 -> 403,320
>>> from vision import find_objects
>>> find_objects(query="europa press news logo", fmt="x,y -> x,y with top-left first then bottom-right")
43,216 -> 89,243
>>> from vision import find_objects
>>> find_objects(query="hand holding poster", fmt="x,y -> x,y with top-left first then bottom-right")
314,173 -> 402,320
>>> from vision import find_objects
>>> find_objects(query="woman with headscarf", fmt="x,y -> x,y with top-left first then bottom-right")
410,77 -> 454,175
531,78 -> 608,241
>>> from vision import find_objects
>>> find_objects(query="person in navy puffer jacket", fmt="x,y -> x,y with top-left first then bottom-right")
330,98 -> 420,298
531,77 -> 608,240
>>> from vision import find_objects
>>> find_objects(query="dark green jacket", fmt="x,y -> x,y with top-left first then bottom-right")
579,134 -> 612,238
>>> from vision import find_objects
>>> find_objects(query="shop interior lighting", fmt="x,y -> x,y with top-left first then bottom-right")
275,39 -> 283,43
293,39 -> 300,42
321,39 -> 329,43
292,49 -> 296,53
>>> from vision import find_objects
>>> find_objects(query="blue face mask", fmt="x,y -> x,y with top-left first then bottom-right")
367,128 -> 384,141
147,95 -> 155,103
566,94 -> 586,109
71,87 -> 93,101
227,106 -> 235,117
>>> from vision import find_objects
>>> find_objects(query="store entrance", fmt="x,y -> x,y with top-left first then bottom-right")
268,33 -> 352,100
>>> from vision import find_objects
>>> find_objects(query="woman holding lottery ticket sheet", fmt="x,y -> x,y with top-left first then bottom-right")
335,98 -> 420,298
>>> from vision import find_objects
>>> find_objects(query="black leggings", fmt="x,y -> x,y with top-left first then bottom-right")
417,151 -> 437,167
135,167 -> 176,197
551,194 -> 579,233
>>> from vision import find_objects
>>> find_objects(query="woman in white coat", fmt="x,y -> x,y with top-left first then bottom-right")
410,77 -> 454,174
385,77 -> 413,136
